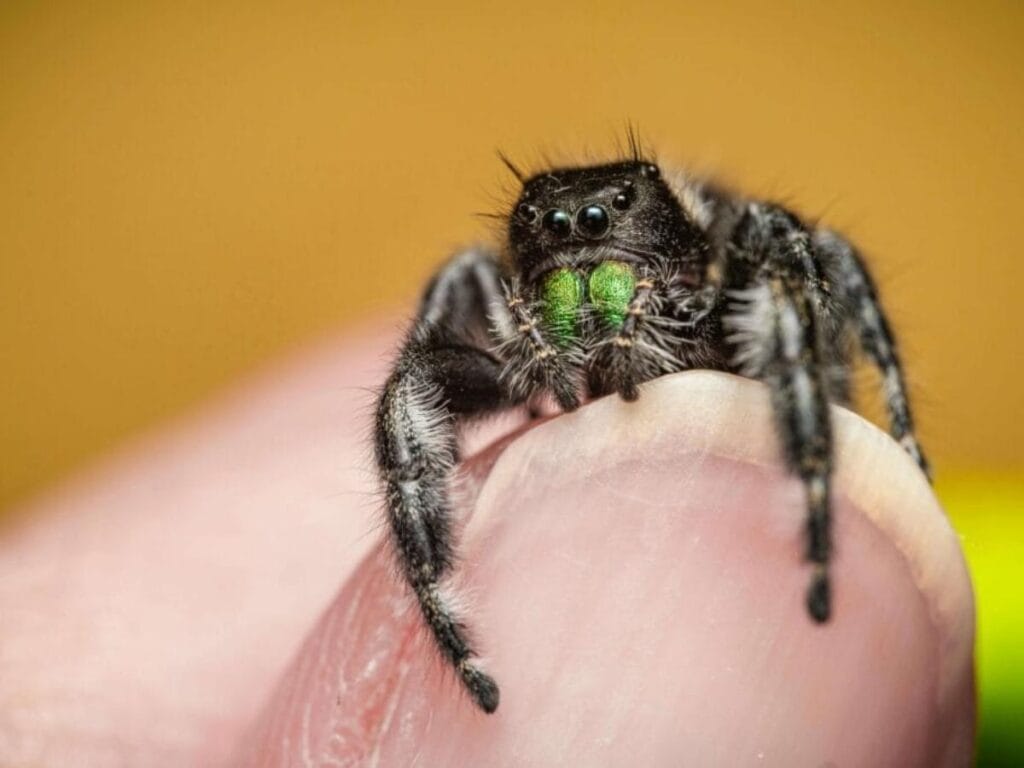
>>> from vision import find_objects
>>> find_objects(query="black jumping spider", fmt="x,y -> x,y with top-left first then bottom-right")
374,147 -> 929,714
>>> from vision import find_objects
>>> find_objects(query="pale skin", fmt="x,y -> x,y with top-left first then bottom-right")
0,327 -> 975,766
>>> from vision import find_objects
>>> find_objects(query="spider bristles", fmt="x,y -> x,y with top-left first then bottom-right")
496,149 -> 525,183
724,284 -> 776,377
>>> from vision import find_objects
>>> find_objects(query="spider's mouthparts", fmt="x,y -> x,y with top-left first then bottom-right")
540,261 -> 638,330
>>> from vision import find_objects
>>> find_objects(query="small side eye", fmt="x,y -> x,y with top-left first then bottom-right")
640,164 -> 660,179
517,203 -> 539,223
612,185 -> 634,211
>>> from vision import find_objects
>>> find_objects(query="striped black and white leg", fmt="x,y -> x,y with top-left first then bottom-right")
814,230 -> 931,479
726,205 -> 836,622
591,274 -> 686,401
499,279 -> 582,411
375,248 -> 519,713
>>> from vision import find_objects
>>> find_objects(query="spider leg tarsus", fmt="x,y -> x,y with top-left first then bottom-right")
460,662 -> 500,713
806,566 -> 831,623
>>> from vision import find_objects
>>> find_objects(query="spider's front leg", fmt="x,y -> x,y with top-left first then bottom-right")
499,279 -> 582,412
726,205 -> 836,622
375,248 -> 520,714
589,264 -> 687,401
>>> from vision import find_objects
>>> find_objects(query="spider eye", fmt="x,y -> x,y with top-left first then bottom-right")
517,203 -> 538,223
640,163 -> 660,179
576,204 -> 610,238
611,186 -> 634,211
542,209 -> 572,237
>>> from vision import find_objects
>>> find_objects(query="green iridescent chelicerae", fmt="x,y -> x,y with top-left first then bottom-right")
540,267 -> 586,345
588,260 -> 636,329
541,261 -> 638,343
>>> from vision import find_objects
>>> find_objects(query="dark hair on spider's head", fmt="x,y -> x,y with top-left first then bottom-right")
506,159 -> 698,280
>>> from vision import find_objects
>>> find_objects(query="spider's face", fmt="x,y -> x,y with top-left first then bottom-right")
508,160 -> 691,284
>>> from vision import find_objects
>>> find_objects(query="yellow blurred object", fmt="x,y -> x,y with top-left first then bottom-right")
941,475 -> 1024,765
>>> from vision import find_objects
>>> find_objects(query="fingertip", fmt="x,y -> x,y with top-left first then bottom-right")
241,372 -> 974,766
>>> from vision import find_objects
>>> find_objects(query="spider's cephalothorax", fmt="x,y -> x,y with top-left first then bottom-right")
374,155 -> 929,714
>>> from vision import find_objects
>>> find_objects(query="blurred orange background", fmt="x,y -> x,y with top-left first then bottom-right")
1,0 -> 1022,762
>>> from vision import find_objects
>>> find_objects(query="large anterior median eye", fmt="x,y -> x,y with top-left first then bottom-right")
576,204 -> 610,238
542,209 -> 572,237
541,267 -> 585,345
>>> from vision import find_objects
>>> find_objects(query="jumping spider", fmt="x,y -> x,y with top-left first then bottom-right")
374,150 -> 929,714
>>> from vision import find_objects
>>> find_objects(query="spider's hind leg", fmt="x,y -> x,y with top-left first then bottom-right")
375,248 -> 519,713
814,230 -> 931,479
725,205 -> 836,623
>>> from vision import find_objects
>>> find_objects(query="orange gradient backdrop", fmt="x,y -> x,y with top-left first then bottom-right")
2,1 -> 1022,506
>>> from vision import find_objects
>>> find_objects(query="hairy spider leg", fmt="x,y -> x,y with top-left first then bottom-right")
814,231 -> 931,480
499,279 -> 582,412
595,274 -> 656,401
724,204 -> 835,622
590,269 -> 688,401
375,248 -> 519,713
